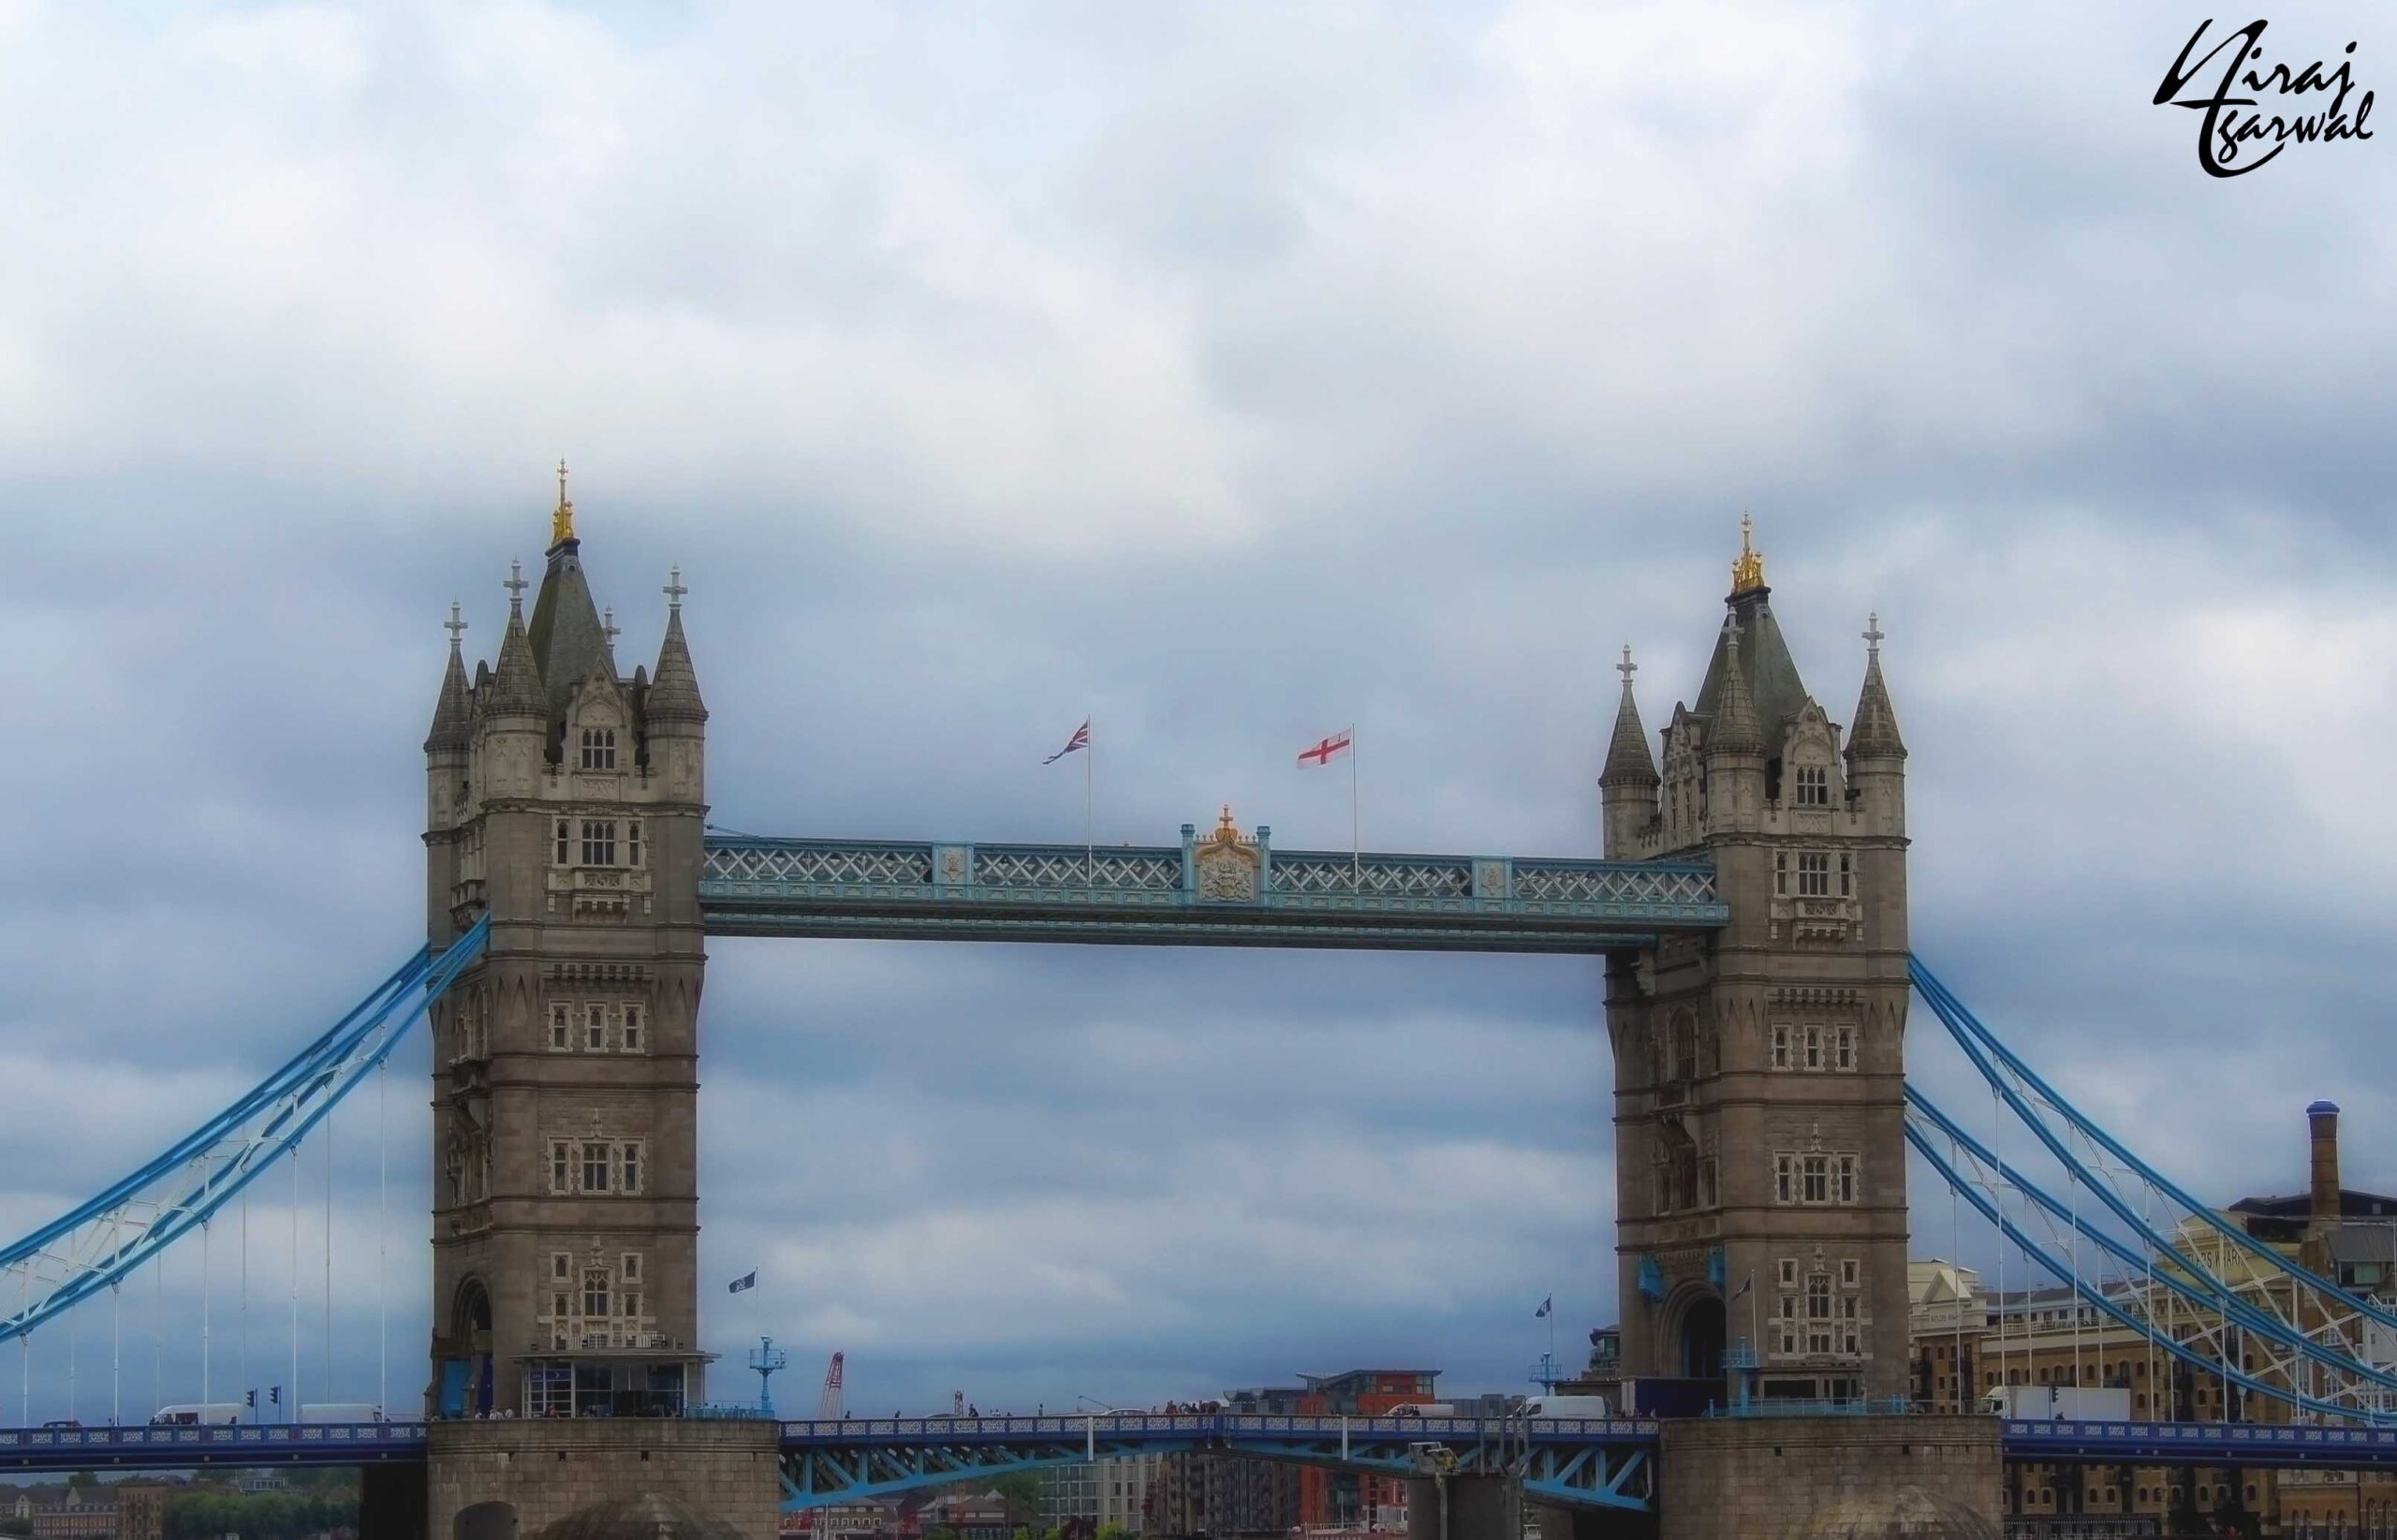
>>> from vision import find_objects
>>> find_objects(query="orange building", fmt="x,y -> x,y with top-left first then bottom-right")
1292,1370 -> 1441,1529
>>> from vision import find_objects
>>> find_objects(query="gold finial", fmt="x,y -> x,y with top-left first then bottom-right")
1216,804 -> 1239,842
1730,511 -> 1765,594
551,459 -> 576,549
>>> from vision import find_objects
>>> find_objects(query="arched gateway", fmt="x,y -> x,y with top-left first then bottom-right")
419,490 -> 1909,1527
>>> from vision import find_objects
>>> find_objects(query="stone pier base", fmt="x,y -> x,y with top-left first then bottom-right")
1654,1415 -> 2002,1540
1407,1474 -> 1521,1540
419,1418 -> 783,1540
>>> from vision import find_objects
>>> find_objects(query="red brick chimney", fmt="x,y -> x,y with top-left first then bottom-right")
2308,1099 -> 2342,1237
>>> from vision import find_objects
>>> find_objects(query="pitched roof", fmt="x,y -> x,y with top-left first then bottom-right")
1849,638 -> 1905,760
1692,590 -> 1808,752
484,598 -> 548,720
1705,617 -> 1762,755
1600,666 -> 1659,788
424,637 -> 473,753
646,607 -> 707,726
525,538 -> 617,724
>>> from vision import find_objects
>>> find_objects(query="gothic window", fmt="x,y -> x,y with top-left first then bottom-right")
581,819 -> 617,867
1835,1026 -> 1856,1071
550,1004 -> 570,1052
1773,852 -> 1788,897
582,1142 -> 610,1193
624,1291 -> 640,1321
1671,1011 -> 1698,1082
628,820 -> 643,868
1834,1154 -> 1860,1204
551,1142 -> 570,1194
1772,1024 -> 1792,1069
582,1269 -> 610,1320
1798,853 -> 1830,897
1806,1275 -> 1834,1355
580,728 -> 617,771
1803,1025 -> 1824,1070
554,818 -> 571,865
1773,1154 -> 1795,1204
1795,765 -> 1829,806
620,1142 -> 642,1194
1802,1154 -> 1830,1204
585,1005 -> 607,1052
1840,1258 -> 1860,1288
1841,1296 -> 1861,1356
1697,1157 -> 1717,1208
1778,1259 -> 1799,1288
622,1254 -> 641,1283
623,1005 -> 643,1053
1838,854 -> 1853,897
552,1253 -> 569,1282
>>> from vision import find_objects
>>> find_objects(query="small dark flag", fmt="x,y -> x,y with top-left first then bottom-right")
1535,1296 -> 1551,1318
729,1271 -> 757,1294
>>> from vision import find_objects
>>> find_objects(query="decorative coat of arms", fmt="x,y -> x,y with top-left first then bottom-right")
1194,806 -> 1260,902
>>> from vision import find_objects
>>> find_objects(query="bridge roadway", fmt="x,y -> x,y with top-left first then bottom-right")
4,1415 -> 2395,1508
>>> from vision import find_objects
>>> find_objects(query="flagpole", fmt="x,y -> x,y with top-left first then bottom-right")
1349,724 -> 1360,889
1085,713 -> 1095,891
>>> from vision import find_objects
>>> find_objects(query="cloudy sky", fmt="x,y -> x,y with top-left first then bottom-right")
1,0 -> 2392,1422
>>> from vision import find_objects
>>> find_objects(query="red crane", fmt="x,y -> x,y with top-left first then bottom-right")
816,1351 -> 846,1421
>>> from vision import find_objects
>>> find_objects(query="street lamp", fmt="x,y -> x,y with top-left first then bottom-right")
1075,1395 -> 1117,1459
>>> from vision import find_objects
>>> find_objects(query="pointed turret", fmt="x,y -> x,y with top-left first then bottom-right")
1848,612 -> 1906,761
1600,647 -> 1659,858
1692,515 -> 1810,752
484,562 -> 549,721
425,602 -> 474,754
1601,646 -> 1661,790
1706,618 -> 1762,757
525,462 -> 618,724
645,567 -> 708,726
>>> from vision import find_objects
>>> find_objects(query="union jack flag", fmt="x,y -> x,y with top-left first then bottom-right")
1045,719 -> 1091,764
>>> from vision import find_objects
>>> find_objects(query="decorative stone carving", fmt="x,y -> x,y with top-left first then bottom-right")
1193,807 -> 1260,903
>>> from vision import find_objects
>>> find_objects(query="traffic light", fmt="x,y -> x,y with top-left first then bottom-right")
244,1390 -> 256,1408
269,1386 -> 281,1406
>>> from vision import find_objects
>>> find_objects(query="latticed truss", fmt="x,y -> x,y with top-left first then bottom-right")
1909,959 -> 2397,1425
772,1415 -> 1659,1514
700,831 -> 1728,951
0,919 -> 489,1344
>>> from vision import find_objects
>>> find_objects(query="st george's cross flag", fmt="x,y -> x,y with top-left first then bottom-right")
1297,728 -> 1353,767
1045,719 -> 1091,764
728,1271 -> 757,1294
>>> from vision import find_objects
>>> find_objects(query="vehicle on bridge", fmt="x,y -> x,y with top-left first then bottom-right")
151,1403 -> 246,1427
1522,1395 -> 1615,1418
1983,1386 -> 2131,1421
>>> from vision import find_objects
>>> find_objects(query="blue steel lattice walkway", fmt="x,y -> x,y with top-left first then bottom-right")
700,825 -> 1727,952
772,1413 -> 1659,1514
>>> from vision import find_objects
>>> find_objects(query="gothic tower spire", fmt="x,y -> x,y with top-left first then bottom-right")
484,562 -> 548,720
1847,612 -> 1906,761
425,602 -> 473,753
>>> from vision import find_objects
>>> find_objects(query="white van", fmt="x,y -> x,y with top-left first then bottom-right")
297,1402 -> 386,1424
1522,1395 -> 1613,1418
151,1403 -> 247,1427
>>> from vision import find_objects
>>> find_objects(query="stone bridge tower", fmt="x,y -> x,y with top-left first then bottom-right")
421,472 -> 712,1420
1600,520 -> 1911,1402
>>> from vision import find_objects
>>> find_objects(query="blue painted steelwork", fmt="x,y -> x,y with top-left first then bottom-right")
2004,1419 -> 2397,1472
1912,958 -> 2397,1342
1906,1089 -> 2397,1400
0,1422 -> 426,1473
0,918 -> 491,1343
1906,1122 -> 2393,1426
699,833 -> 1725,952
772,1414 -> 1660,1513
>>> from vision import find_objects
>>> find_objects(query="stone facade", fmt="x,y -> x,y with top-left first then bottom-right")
1654,1416 -> 2000,1540
1602,525 -> 1913,1401
421,487 -> 712,1422
424,1419 -> 779,1539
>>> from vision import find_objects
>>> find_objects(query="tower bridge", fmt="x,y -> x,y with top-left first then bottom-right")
5,488 -> 2394,1539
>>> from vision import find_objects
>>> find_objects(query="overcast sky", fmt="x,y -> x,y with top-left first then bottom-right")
1,0 -> 2392,1423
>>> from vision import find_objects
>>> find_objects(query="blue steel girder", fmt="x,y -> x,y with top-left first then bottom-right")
700,835 -> 1726,953
0,1422 -> 427,1474
774,1415 -> 1661,1513
2004,1419 -> 2397,1472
